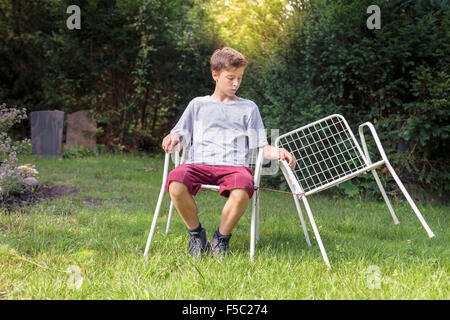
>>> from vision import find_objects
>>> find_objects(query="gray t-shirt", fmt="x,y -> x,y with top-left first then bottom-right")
171,95 -> 268,166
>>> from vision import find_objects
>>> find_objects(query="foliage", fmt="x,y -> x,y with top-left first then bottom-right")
0,0 -> 448,199
62,145 -> 98,159
0,0 -> 217,151
62,143 -> 116,159
205,0 -> 294,63
128,0 -> 216,150
249,0 -> 449,199
0,103 -> 37,196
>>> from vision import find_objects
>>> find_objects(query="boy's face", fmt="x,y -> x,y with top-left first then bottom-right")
212,66 -> 246,97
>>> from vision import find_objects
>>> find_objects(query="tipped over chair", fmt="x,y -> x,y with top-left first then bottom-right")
275,114 -> 435,268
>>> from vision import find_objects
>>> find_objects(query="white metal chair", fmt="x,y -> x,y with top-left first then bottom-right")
144,146 -> 266,260
275,114 -> 435,268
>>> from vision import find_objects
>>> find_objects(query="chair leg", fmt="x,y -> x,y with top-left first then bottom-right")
250,195 -> 257,262
165,200 -> 175,235
371,169 -> 399,224
255,193 -> 260,243
301,196 -> 331,268
293,194 -> 311,247
385,162 -> 435,238
358,122 -> 434,238
144,186 -> 166,257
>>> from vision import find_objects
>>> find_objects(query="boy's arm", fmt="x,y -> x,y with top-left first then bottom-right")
162,100 -> 194,153
263,145 -> 296,170
245,105 -> 295,169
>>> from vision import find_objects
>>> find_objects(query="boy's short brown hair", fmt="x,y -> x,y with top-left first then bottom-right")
210,47 -> 247,73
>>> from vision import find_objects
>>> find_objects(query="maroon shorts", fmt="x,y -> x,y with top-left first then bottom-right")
164,164 -> 255,198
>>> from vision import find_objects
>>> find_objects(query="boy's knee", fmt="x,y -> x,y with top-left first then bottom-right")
168,181 -> 189,198
229,188 -> 250,203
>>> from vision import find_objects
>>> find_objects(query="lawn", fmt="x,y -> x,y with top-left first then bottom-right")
0,153 -> 448,299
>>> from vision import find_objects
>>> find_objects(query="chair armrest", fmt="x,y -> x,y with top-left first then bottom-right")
358,122 -> 389,165
253,147 -> 265,187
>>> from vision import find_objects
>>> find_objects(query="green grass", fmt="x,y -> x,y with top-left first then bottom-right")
0,153 -> 448,299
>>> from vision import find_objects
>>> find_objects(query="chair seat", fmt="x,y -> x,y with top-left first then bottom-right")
199,184 -> 220,192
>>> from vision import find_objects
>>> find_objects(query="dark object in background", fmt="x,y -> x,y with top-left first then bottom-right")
66,110 -> 96,150
30,110 -> 64,158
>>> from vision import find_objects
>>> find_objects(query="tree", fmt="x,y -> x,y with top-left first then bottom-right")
252,0 -> 449,197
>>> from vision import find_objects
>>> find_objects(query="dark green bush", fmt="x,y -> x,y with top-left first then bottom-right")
245,0 -> 449,200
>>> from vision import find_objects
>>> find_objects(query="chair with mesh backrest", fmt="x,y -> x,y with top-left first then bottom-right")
143,145 -> 266,260
274,114 -> 435,268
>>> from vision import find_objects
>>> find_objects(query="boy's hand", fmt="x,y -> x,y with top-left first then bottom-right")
263,145 -> 296,170
279,148 -> 296,170
162,133 -> 181,153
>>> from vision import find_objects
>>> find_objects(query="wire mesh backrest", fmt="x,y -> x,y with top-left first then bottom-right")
276,115 -> 367,193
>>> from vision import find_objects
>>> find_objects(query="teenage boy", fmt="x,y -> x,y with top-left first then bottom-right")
162,47 -> 295,257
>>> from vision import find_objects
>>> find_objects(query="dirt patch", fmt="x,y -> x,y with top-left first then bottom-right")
0,183 -> 80,212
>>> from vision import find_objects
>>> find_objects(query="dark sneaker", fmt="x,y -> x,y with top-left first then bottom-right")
211,230 -> 232,257
188,227 -> 210,257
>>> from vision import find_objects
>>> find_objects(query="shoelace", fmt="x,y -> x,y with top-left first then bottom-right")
188,233 -> 205,253
214,237 -> 229,252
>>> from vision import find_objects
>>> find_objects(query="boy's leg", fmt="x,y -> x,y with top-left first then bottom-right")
169,180 -> 210,257
212,166 -> 253,256
219,188 -> 250,235
168,181 -> 200,230
212,188 -> 250,256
